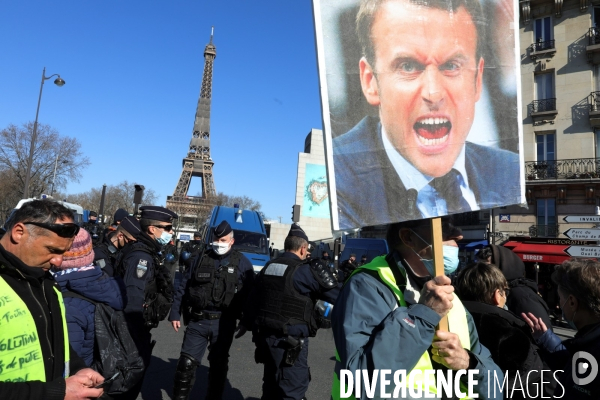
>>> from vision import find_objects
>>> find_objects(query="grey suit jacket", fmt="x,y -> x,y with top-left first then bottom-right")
333,116 -> 521,229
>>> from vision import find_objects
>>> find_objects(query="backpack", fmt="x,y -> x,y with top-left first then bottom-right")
62,291 -> 145,395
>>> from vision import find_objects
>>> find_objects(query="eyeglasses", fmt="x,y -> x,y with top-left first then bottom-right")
25,221 -> 80,238
503,288 -> 511,296
153,225 -> 173,231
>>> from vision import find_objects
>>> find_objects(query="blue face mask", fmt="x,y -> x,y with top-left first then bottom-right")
156,231 -> 172,246
419,245 -> 460,276
410,230 -> 460,276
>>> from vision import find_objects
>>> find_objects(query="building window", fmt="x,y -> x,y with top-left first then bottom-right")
536,132 -> 556,161
596,130 -> 600,158
594,6 -> 600,27
534,17 -> 553,50
536,198 -> 557,237
533,73 -> 555,112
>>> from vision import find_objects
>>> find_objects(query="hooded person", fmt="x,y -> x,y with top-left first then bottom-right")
51,229 -> 126,366
478,244 -> 553,330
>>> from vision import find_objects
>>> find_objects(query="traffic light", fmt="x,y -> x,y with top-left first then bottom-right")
292,205 -> 301,223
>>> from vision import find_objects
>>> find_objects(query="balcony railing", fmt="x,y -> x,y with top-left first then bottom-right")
589,27 -> 600,46
531,98 -> 556,113
525,159 -> 600,180
529,224 -> 559,238
531,39 -> 555,52
590,91 -> 600,111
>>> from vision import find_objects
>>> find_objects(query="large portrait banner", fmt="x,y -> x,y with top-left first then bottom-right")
313,0 -> 525,230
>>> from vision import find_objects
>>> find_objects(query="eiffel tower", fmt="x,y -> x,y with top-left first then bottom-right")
166,29 -> 217,225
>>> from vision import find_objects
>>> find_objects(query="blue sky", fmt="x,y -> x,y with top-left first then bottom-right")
0,1 -> 323,221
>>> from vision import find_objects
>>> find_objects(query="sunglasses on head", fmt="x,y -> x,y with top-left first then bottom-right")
153,224 -> 173,231
25,221 -> 80,238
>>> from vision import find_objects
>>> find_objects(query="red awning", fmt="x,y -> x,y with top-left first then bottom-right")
502,241 -> 571,264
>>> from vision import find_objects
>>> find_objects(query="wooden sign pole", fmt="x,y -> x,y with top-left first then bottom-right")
430,217 -> 448,332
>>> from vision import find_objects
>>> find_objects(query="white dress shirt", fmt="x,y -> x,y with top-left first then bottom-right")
381,126 -> 480,218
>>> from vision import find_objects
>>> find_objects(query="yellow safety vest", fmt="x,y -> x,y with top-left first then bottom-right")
0,276 -> 70,382
332,255 -> 472,399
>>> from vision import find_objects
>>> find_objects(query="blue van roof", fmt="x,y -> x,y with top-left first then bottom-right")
210,206 -> 266,234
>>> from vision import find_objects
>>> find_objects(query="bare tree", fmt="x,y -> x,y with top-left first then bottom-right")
64,180 -> 158,223
0,122 -> 90,198
213,192 -> 262,211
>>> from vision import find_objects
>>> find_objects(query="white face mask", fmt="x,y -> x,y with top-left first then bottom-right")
212,241 -> 231,255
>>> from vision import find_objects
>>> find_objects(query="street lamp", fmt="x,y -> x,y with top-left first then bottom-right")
50,154 -> 68,197
23,67 -> 66,199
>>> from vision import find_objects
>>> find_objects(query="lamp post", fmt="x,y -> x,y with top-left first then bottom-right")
50,154 -> 67,197
23,67 -> 66,199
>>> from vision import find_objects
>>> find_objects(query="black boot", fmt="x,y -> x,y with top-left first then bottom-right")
172,354 -> 198,400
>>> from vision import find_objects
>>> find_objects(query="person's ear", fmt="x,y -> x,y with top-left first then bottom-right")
11,223 -> 27,244
570,295 -> 579,312
359,57 -> 380,106
399,228 -> 415,248
492,289 -> 503,307
474,57 -> 484,102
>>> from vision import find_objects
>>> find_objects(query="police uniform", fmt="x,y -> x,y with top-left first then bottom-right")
82,211 -> 102,245
119,206 -> 178,400
170,221 -> 255,400
242,224 -> 341,400
179,232 -> 204,273
93,216 -> 141,277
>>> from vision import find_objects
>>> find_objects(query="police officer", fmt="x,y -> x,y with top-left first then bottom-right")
358,254 -> 368,266
119,205 -> 178,399
82,210 -> 102,244
179,231 -> 204,273
169,221 -> 255,400
237,224 -> 341,400
93,215 -> 140,276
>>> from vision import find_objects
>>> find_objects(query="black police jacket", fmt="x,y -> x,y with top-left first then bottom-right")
169,247 -> 255,322
93,232 -> 119,277
186,250 -> 243,311
243,252 -> 341,338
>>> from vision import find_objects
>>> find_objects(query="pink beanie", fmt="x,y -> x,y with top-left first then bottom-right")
60,228 -> 94,269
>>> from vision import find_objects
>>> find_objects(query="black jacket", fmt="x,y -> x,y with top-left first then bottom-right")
462,301 -> 555,399
0,244 -> 87,400
489,244 -> 553,329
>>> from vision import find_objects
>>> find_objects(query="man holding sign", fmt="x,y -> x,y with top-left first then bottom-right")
321,0 -> 521,229
331,219 -> 502,399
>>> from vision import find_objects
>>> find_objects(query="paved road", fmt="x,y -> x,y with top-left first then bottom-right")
136,272 -> 337,400
135,273 -> 576,400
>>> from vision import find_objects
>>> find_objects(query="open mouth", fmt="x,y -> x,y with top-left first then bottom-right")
414,117 -> 451,146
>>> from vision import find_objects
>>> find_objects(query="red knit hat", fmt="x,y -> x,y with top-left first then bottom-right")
60,228 -> 94,269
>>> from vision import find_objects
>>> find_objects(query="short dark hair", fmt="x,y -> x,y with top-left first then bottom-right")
476,246 -> 493,261
356,0 -> 487,67
552,259 -> 600,317
455,261 -> 508,304
5,200 -> 75,236
285,236 -> 308,252
139,218 -> 162,232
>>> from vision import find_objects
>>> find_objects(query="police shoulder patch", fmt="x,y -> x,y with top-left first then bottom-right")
136,259 -> 148,278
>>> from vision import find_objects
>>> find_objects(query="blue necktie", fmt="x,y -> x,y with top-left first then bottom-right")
429,169 -> 471,213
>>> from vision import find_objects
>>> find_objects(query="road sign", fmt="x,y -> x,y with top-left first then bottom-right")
563,228 -> 600,240
563,216 -> 600,223
565,246 -> 600,257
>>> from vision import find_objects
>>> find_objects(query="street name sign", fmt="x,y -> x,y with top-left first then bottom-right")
565,246 -> 600,257
563,229 -> 600,240
563,216 -> 600,223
